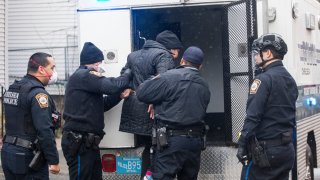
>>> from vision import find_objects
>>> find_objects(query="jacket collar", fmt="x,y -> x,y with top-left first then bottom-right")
177,65 -> 199,71
79,65 -> 96,71
263,60 -> 283,72
25,74 -> 45,87
79,65 -> 88,69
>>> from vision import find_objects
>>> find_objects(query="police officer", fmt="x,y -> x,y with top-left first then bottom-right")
237,34 -> 298,180
1,52 -> 60,179
136,46 -> 210,180
61,42 -> 131,180
119,30 -> 183,178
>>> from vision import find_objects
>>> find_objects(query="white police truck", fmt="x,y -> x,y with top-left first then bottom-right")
78,0 -> 320,179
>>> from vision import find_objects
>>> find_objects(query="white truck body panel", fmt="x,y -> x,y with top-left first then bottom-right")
267,0 -> 320,86
78,9 -> 135,148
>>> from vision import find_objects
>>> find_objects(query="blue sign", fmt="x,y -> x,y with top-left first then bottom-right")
116,157 -> 141,174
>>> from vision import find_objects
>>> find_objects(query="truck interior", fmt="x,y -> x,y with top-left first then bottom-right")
132,5 -> 228,144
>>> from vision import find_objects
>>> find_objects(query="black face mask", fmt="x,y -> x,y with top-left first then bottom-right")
254,65 -> 264,76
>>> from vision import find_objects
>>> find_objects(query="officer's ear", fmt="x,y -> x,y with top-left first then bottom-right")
180,58 -> 187,66
263,49 -> 273,60
37,65 -> 47,75
199,64 -> 203,70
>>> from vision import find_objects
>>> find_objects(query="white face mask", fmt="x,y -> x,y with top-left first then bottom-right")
48,70 -> 58,85
97,64 -> 105,73
90,63 -> 105,73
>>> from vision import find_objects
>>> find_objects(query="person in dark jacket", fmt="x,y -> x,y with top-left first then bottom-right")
136,46 -> 211,180
61,42 -> 131,180
1,52 -> 60,180
119,30 -> 183,178
236,34 -> 298,180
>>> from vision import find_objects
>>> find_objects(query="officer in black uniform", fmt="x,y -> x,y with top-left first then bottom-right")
1,52 -> 60,179
61,42 -> 131,180
119,30 -> 183,178
136,46 -> 211,180
237,34 -> 298,180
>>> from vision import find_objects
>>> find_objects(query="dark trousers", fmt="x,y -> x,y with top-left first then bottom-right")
152,136 -> 202,180
241,143 -> 295,180
1,143 -> 49,180
141,144 -> 152,178
61,133 -> 102,180
138,135 -> 152,179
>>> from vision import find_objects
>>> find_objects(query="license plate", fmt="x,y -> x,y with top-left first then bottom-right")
116,157 -> 141,174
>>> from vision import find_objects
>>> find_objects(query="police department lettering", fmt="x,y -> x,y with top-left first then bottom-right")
3,91 -> 19,105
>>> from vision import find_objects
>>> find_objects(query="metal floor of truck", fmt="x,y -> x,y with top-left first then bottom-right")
1,138 -> 320,180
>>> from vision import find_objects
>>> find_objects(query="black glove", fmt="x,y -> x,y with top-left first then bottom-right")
237,146 -> 248,165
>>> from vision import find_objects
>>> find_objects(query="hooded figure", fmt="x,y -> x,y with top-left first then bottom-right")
119,30 -> 182,178
156,30 -> 183,50
120,30 -> 183,134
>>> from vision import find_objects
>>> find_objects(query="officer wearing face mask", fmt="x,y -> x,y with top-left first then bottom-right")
61,42 -> 131,180
1,52 -> 60,180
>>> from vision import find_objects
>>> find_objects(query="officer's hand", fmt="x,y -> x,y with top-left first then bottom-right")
121,88 -> 133,99
49,164 -> 60,174
148,104 -> 155,119
236,146 -> 248,165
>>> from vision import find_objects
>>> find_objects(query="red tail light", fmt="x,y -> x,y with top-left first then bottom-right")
101,154 -> 116,172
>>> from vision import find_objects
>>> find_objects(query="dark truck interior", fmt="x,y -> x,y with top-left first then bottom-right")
132,5 -> 227,144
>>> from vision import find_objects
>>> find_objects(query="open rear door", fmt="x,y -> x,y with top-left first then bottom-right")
223,0 -> 257,143
78,0 -> 180,9
78,9 -> 134,148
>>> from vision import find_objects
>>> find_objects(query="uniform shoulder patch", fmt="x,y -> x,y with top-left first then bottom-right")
250,79 -> 262,94
89,71 -> 102,77
35,93 -> 48,108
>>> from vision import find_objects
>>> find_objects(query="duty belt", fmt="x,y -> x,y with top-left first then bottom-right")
259,138 -> 292,147
168,129 -> 203,138
3,135 -> 33,149
64,131 -> 101,149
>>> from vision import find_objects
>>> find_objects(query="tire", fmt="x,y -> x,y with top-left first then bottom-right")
306,144 -> 314,180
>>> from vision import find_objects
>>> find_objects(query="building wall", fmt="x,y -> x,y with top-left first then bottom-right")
8,0 -> 79,95
0,0 -> 7,89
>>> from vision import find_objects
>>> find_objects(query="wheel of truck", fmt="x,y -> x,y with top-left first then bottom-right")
306,144 -> 314,180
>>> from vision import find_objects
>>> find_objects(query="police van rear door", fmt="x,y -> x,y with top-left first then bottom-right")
222,0 -> 257,144
78,5 -> 134,148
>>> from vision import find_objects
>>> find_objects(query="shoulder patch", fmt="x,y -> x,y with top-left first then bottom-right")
89,71 -> 102,77
35,93 -> 48,108
250,79 -> 262,94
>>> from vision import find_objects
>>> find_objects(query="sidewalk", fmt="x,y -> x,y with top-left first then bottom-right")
50,137 -> 69,180
315,168 -> 320,180
0,137 -> 69,180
